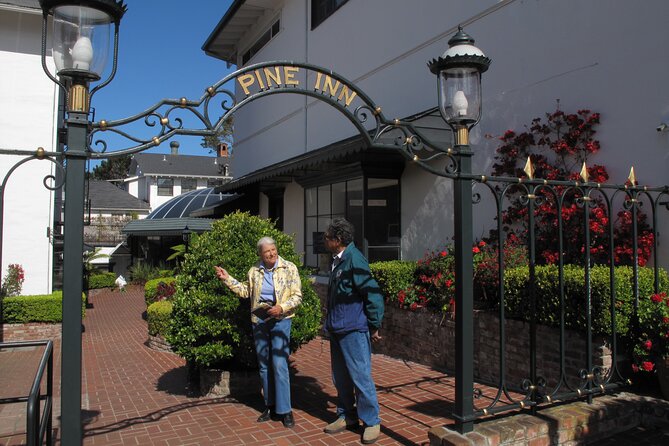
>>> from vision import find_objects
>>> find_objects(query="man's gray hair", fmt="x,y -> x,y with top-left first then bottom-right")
257,236 -> 277,254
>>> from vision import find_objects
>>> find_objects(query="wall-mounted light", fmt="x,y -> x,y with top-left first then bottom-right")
656,122 -> 668,132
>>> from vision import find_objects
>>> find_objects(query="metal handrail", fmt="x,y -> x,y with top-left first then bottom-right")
0,340 -> 54,446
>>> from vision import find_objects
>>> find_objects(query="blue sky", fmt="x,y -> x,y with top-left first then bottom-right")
91,0 -> 235,161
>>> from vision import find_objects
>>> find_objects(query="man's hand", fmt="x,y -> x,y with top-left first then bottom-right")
214,266 -> 228,281
370,330 -> 382,343
267,305 -> 283,318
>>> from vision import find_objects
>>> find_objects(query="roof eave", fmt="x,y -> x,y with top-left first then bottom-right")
202,0 -> 246,62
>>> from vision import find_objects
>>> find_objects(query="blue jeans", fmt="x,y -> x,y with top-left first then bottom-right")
330,330 -> 381,426
252,318 -> 292,415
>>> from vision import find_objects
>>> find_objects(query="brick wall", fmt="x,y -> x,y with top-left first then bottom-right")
313,283 -> 612,390
429,393 -> 669,446
2,323 -> 61,341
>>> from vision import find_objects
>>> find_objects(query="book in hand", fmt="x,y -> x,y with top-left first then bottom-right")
251,302 -> 273,320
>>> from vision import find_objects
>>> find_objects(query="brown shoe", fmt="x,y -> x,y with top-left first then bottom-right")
362,424 -> 380,444
324,417 -> 358,434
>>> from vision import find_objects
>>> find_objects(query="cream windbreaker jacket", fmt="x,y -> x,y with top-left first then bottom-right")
222,256 -> 302,323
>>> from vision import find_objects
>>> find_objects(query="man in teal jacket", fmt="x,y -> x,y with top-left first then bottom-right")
323,218 -> 384,444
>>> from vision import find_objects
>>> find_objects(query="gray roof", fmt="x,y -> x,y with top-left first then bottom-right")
122,217 -> 214,236
89,180 -> 150,212
129,153 -> 232,178
0,0 -> 40,10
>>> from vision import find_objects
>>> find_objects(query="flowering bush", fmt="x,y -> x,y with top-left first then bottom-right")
474,237 -> 528,306
632,291 -> 669,374
1,264 -> 25,297
491,107 -> 653,266
156,281 -> 176,301
410,246 -> 456,312
392,241 -> 523,313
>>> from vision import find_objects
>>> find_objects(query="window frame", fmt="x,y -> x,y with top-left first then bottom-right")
303,174 -> 401,272
241,17 -> 281,66
311,0 -> 349,30
180,178 -> 197,193
156,177 -> 174,196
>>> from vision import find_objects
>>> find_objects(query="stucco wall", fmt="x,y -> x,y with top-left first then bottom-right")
226,0 -> 669,267
283,180 -> 304,259
0,7 -> 57,294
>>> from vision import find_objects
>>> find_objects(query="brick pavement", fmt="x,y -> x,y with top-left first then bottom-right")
1,286 -> 519,445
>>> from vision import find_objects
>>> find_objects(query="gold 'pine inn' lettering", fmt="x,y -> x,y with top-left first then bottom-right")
236,66 -> 357,107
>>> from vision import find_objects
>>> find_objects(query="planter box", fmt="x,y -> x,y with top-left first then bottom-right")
199,367 -> 261,398
2,323 -> 61,341
146,334 -> 172,353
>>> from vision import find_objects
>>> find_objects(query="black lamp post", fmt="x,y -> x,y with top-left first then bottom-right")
38,1 -> 126,444
428,26 -> 490,434
182,225 -> 192,253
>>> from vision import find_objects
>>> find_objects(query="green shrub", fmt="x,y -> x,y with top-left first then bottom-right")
158,269 -> 173,278
168,211 -> 322,369
144,277 -> 176,305
503,265 -> 669,336
370,260 -> 417,303
129,262 -> 164,284
88,272 -> 116,289
147,300 -> 173,337
2,291 -> 86,323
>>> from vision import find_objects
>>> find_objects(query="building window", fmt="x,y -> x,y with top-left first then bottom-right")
304,177 -> 399,273
157,178 -> 173,196
181,178 -> 197,193
207,179 -> 222,188
241,18 -> 281,65
311,0 -> 349,29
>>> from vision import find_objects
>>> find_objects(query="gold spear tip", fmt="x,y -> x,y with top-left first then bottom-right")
523,156 -> 535,180
580,161 -> 589,183
628,166 -> 636,186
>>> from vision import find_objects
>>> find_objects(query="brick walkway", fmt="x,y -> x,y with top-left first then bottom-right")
1,286 -> 509,445
2,286 -> 669,445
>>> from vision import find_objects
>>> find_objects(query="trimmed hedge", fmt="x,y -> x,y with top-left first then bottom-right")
504,265 -> 669,336
2,291 -> 86,323
88,272 -> 116,289
370,260 -> 417,302
144,277 -> 176,305
147,300 -> 173,337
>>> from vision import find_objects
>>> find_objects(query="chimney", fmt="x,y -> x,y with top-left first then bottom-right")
170,141 -> 179,155
217,143 -> 229,157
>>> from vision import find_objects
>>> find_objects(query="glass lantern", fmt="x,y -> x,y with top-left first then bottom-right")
52,5 -> 112,80
428,27 -> 491,130
40,0 -> 126,82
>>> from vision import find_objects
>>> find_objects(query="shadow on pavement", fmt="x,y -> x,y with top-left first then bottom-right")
82,397 -> 238,437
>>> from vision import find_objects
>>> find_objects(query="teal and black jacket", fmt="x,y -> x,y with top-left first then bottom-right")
326,242 -> 384,333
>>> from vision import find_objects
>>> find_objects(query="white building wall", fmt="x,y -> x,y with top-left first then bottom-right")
283,181 -> 304,259
0,7 -> 57,295
228,0 -> 669,267
125,177 -> 139,198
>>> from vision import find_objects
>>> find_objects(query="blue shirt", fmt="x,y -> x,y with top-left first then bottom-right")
259,261 -> 277,304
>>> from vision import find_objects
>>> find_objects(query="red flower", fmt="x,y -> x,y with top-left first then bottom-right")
644,340 -> 652,351
663,317 -> 669,324
632,364 -> 639,373
641,361 -> 654,372
440,250 -> 447,257
478,241 -> 486,247
472,247 -> 480,254
651,293 -> 663,303
410,302 -> 418,311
